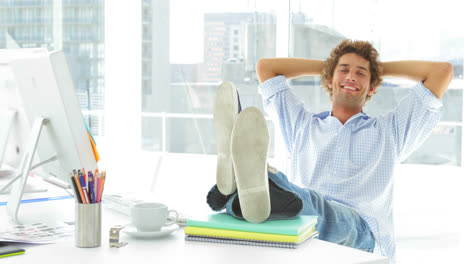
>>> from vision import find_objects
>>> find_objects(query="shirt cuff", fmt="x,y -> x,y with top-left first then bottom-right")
413,81 -> 443,110
258,75 -> 289,98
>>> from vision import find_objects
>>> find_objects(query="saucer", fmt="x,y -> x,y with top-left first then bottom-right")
122,224 -> 180,239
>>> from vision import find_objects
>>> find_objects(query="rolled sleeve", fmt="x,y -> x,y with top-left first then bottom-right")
258,75 -> 289,99
413,81 -> 443,111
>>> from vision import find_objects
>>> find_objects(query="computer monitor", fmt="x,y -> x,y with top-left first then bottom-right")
0,49 -> 43,171
0,48 -> 98,223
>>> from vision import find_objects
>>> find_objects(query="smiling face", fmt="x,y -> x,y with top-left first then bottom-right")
328,53 -> 375,111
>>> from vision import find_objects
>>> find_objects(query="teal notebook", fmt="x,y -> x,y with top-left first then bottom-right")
186,213 -> 318,236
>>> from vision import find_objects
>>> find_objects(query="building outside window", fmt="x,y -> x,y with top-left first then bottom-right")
0,0 -> 105,138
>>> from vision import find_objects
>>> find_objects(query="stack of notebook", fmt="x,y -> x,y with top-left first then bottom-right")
184,213 -> 318,249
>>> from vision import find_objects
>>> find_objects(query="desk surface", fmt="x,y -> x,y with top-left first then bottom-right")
0,183 -> 388,264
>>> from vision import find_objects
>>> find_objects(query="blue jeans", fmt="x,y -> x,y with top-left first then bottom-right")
216,168 -> 375,253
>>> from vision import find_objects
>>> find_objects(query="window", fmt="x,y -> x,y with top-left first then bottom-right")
100,1 -> 465,184
141,0 -> 279,160
1,0 -> 465,189
0,0 -> 105,139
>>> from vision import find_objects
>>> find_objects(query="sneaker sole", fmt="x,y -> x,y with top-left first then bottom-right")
214,82 -> 238,195
231,107 -> 270,223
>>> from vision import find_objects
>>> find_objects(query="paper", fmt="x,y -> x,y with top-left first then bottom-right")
0,222 -> 74,244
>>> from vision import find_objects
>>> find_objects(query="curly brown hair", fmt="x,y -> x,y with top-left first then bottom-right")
320,39 -> 383,103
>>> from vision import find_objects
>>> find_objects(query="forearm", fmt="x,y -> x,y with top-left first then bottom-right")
256,58 -> 324,83
383,61 -> 454,98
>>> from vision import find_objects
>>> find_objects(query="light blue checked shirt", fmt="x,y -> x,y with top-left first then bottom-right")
259,76 -> 443,261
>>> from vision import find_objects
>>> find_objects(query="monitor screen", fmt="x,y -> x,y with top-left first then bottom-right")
0,49 -> 98,223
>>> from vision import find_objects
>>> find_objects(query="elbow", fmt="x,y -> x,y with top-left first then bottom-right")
256,58 -> 267,81
437,62 -> 454,81
445,62 -> 454,81
256,58 -> 266,74
425,62 -> 454,99
256,58 -> 274,83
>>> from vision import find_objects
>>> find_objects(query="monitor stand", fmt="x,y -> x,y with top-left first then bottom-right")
3,117 -> 57,224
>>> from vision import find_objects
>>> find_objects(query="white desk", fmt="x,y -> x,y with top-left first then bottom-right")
0,184 -> 388,264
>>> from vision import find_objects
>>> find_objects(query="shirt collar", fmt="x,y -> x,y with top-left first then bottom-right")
327,111 -> 368,125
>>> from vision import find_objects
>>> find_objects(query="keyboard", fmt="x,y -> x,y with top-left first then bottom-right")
102,194 -> 143,216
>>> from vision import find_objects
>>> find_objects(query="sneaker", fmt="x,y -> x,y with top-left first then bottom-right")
213,81 -> 241,195
230,107 -> 270,223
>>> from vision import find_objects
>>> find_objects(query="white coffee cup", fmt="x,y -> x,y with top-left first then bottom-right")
130,202 -> 178,232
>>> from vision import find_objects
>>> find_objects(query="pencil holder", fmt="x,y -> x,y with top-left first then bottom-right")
75,203 -> 101,248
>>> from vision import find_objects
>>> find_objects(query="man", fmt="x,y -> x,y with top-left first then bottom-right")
207,39 -> 453,262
